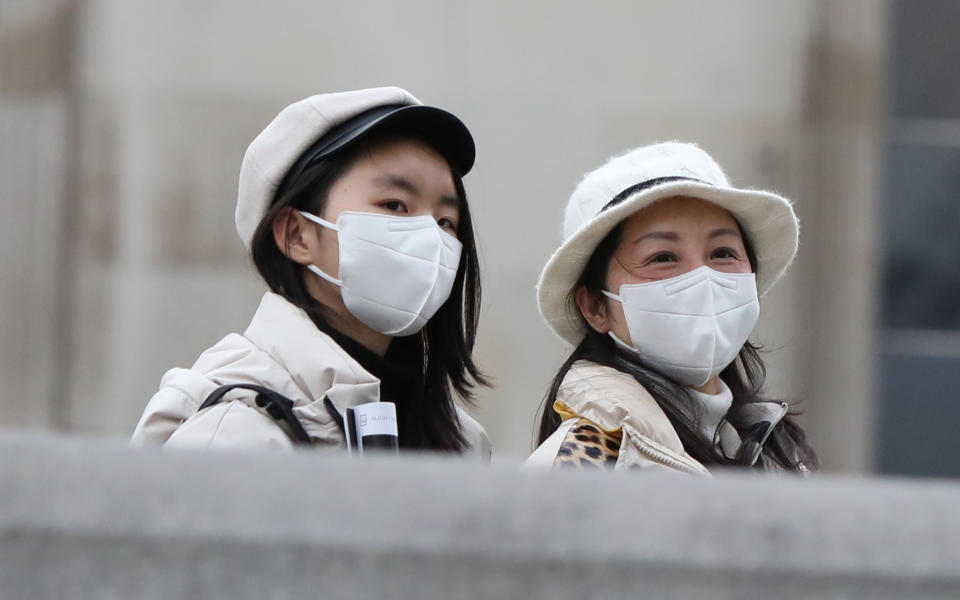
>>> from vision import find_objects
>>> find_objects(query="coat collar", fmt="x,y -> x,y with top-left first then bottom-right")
555,361 -> 686,454
239,292 -> 382,412
556,361 -> 789,468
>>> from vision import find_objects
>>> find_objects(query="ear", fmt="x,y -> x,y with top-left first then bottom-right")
272,207 -> 316,265
574,285 -> 611,334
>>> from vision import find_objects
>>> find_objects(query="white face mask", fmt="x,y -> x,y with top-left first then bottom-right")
602,266 -> 760,387
299,210 -> 462,337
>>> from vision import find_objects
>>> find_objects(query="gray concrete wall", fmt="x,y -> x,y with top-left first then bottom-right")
2,432 -> 959,599
0,1 -> 886,471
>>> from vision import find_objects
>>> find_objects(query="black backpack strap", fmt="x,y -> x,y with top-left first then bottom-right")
322,396 -> 347,437
199,383 -> 312,446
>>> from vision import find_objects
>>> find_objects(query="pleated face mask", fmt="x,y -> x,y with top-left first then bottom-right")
602,266 -> 760,387
300,210 -> 462,336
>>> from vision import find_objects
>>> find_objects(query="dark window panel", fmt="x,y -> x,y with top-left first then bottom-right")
890,0 -> 960,119
882,144 -> 960,330
877,353 -> 960,477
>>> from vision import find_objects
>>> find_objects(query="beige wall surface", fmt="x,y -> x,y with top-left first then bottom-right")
0,1 -> 883,469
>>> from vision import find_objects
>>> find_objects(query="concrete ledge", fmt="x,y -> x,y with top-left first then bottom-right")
1,432 -> 959,599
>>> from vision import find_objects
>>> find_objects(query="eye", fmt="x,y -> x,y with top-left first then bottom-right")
711,247 -> 740,260
437,217 -> 458,233
380,200 -> 408,214
645,251 -> 678,265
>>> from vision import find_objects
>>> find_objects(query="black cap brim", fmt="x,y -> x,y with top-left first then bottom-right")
297,104 -> 475,177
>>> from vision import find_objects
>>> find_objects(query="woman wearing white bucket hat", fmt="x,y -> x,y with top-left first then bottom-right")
527,142 -> 817,473
132,87 -> 490,456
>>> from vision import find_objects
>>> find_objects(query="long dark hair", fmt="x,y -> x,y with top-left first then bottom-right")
536,223 -> 818,471
250,133 -> 487,452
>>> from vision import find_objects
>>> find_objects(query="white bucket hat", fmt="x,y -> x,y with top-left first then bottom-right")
537,141 -> 799,345
235,86 -> 475,250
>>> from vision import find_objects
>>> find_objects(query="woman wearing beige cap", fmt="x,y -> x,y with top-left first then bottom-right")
528,142 -> 817,473
132,87 -> 490,457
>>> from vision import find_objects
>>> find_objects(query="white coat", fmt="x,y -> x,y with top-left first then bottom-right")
525,361 -> 788,473
131,292 -> 491,458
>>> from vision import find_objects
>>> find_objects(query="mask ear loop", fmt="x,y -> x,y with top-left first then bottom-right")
306,264 -> 342,287
299,211 -> 343,287
598,290 -> 638,351
601,289 -> 623,303
299,210 -> 338,231
608,331 -> 639,353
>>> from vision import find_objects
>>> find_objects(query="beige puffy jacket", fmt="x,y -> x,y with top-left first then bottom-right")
525,361 -> 788,473
131,292 -> 491,458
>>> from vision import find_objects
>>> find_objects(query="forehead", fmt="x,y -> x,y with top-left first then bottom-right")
346,136 -> 457,195
620,196 -> 739,235
349,136 -> 453,176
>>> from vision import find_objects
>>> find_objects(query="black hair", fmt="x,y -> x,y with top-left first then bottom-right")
250,132 -> 487,452
536,220 -> 818,471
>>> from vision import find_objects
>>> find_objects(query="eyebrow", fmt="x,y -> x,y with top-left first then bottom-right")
634,231 -> 679,244
373,174 -> 461,209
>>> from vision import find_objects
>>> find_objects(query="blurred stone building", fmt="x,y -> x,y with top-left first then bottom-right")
4,0 -> 949,474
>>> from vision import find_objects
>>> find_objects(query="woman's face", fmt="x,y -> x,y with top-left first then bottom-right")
289,137 -> 460,351
579,196 -> 752,341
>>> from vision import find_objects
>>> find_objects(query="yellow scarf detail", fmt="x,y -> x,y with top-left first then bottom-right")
553,400 -> 624,440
